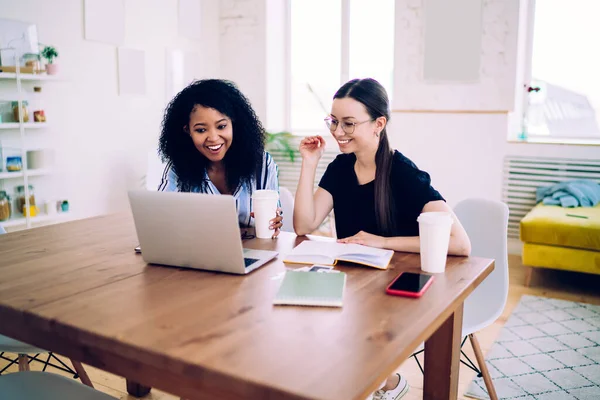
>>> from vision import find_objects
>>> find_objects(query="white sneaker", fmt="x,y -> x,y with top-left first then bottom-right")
372,374 -> 409,400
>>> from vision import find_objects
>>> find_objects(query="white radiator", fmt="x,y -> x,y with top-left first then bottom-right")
503,155 -> 600,239
269,140 -> 340,236
268,144 -> 339,194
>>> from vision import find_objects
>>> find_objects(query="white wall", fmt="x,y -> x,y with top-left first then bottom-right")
0,0 -> 220,220
388,114 -> 600,209
388,113 -> 509,205
220,0 -> 267,122
219,0 -> 288,131
393,0 -> 520,112
388,0 -> 599,208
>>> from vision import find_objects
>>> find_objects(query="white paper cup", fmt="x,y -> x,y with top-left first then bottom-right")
45,201 -> 57,216
252,190 -> 279,239
417,211 -> 454,273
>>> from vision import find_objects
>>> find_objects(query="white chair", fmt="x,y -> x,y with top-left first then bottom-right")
146,148 -> 166,191
279,186 -> 295,233
412,198 -> 508,400
0,336 -> 93,387
0,371 -> 116,399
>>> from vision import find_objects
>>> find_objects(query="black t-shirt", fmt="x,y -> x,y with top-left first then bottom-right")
319,151 -> 444,239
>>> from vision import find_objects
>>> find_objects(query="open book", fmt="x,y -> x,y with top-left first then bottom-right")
273,270 -> 347,307
283,240 -> 394,270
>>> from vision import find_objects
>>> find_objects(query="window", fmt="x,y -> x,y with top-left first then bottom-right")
290,0 -> 341,132
521,0 -> 600,144
348,0 -> 395,100
290,0 -> 395,134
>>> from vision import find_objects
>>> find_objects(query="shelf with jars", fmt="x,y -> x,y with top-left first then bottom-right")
0,46 -> 70,231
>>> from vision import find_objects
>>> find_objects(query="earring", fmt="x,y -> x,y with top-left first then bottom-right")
375,131 -> 380,137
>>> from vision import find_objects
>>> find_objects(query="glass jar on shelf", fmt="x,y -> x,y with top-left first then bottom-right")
11,100 -> 29,123
0,190 -> 11,221
15,185 -> 36,216
31,86 -> 46,123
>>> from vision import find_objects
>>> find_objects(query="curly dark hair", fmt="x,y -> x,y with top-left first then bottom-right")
158,79 -> 265,192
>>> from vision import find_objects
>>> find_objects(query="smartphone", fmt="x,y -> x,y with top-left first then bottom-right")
386,272 -> 434,298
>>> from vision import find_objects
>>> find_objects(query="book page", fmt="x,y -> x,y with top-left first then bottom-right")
288,241 -> 346,257
340,243 -> 392,257
284,241 -> 393,269
337,244 -> 394,269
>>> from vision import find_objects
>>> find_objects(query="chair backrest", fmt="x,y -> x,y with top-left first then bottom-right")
146,148 -> 166,191
454,198 -> 509,335
0,371 -> 116,399
279,186 -> 295,233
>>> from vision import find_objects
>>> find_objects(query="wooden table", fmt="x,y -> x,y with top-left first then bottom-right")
0,214 -> 494,400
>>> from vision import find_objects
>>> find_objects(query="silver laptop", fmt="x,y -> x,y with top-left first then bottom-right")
127,190 -> 278,274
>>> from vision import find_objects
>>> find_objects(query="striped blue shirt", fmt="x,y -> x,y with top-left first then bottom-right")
158,151 -> 280,228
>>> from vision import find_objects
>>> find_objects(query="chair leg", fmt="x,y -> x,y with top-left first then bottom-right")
70,360 -> 94,388
525,266 -> 533,287
42,353 -> 52,371
47,353 -> 78,378
469,334 -> 498,400
18,354 -> 30,371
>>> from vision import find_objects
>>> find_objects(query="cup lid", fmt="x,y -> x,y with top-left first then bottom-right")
252,189 -> 279,199
417,211 -> 453,225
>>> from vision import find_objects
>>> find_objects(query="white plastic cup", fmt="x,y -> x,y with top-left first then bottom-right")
252,190 -> 279,239
45,200 -> 57,216
417,211 -> 454,273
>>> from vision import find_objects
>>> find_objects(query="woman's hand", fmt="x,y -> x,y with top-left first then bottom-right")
299,136 -> 326,166
270,208 -> 283,238
337,231 -> 387,249
250,207 -> 283,239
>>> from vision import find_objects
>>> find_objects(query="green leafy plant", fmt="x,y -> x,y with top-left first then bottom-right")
40,46 -> 58,64
266,131 -> 296,162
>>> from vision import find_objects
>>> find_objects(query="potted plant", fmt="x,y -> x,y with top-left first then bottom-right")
40,46 -> 59,75
266,131 -> 296,162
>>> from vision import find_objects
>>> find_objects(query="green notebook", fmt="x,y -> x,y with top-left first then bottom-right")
273,270 -> 347,307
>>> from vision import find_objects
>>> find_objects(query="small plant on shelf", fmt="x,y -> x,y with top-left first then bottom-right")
40,45 -> 59,75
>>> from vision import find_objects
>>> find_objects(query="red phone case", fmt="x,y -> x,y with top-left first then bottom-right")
385,272 -> 434,298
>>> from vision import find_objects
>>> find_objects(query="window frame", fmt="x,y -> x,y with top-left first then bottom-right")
285,0 -> 352,137
515,0 -> 600,146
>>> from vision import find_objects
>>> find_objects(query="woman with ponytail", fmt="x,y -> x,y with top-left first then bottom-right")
293,78 -> 471,398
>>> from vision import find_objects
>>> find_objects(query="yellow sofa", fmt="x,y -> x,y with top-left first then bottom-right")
520,203 -> 600,285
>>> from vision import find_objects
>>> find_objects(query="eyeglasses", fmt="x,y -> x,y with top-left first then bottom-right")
324,117 -> 373,135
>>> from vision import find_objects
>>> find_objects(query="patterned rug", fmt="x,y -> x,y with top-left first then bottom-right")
465,295 -> 600,400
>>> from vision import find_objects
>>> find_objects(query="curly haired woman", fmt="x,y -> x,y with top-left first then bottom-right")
158,79 -> 283,237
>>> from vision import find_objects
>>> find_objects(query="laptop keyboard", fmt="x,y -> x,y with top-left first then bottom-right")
244,257 -> 259,268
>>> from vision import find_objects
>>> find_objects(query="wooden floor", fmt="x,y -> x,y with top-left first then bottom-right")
2,255 -> 600,399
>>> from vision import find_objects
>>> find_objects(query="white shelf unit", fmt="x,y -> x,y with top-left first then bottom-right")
0,72 -> 60,81
0,122 -> 49,129
1,212 -> 72,228
0,52 -> 63,230
0,168 -> 53,180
